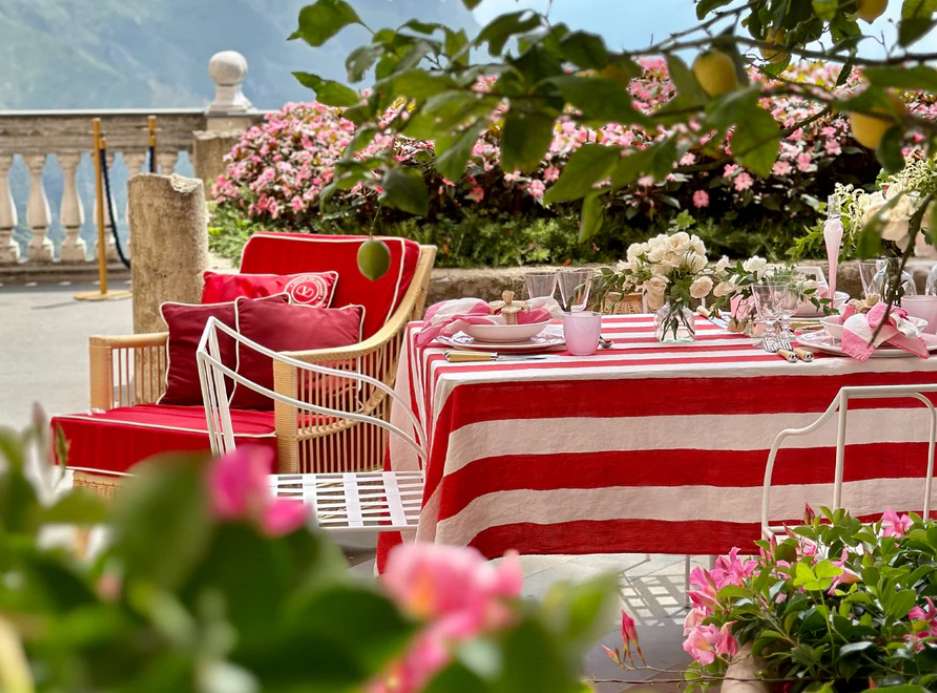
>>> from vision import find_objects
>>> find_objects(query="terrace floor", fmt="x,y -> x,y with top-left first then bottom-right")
1,279 -> 695,692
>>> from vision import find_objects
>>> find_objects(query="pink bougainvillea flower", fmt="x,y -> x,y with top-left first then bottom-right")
882,509 -> 913,538
909,597 -> 937,637
209,445 -> 309,536
619,610 -> 645,664
716,623 -> 739,659
711,548 -> 757,589
692,190 -> 709,208
804,503 -> 816,524
683,607 -> 708,636
688,567 -> 720,611
683,623 -> 739,665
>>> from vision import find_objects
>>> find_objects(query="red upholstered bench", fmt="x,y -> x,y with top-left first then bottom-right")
51,234 -> 436,497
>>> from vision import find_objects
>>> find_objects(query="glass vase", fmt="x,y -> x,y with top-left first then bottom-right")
654,299 -> 696,344
861,258 -> 916,304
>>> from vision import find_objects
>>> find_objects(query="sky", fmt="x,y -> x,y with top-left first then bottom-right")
469,0 -> 930,60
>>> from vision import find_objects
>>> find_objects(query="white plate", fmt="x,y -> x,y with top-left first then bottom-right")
794,291 -> 850,317
462,320 -> 551,343
798,329 -> 937,358
440,331 -> 566,353
821,315 -> 928,340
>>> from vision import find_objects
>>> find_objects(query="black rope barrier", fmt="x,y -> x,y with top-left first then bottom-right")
99,146 -> 131,269
148,144 -> 157,173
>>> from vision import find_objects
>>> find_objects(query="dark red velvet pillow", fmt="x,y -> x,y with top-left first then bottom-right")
231,299 -> 365,410
159,294 -> 290,406
201,270 -> 339,307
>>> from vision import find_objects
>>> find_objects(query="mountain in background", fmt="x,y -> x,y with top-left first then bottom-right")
0,0 -> 479,110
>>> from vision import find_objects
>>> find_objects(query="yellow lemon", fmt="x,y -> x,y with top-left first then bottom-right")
692,50 -> 739,97
855,0 -> 888,23
849,93 -> 906,150
759,28 -> 789,65
357,238 -> 391,281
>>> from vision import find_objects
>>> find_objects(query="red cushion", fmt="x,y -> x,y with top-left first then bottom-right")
159,294 -> 290,406
230,299 -> 365,410
239,234 -> 420,339
51,404 -> 277,475
201,270 -> 338,307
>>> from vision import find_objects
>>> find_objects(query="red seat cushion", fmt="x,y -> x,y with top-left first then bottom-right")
231,299 -> 364,410
201,270 -> 338,307
239,234 -> 420,339
51,404 -> 277,476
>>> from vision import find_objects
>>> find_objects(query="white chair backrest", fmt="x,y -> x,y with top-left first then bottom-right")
195,317 -> 427,465
762,383 -> 937,538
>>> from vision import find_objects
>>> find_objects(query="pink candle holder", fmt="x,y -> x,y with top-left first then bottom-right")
562,311 -> 602,356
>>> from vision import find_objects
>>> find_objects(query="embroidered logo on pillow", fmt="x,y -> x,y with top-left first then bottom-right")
284,274 -> 332,305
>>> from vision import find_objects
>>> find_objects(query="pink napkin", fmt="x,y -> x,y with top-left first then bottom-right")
417,297 -> 562,347
841,302 -> 929,361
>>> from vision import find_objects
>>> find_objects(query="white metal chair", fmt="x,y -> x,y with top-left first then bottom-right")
761,384 -> 937,540
196,317 -> 427,534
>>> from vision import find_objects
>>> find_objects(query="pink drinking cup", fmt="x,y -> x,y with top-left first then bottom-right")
562,311 -> 602,356
901,295 -> 937,335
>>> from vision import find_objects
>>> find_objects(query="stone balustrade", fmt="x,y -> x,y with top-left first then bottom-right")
0,51 -> 264,270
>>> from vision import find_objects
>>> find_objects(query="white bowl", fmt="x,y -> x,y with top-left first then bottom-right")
822,314 -> 928,340
463,321 -> 551,343
794,291 -> 849,317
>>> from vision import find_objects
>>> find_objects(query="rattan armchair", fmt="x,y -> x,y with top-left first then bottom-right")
73,244 -> 436,497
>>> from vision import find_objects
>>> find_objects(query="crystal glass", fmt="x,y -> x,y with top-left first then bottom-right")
860,259 -> 917,302
557,269 -> 594,312
562,311 -> 602,356
525,270 -> 558,300
927,264 -> 937,296
752,282 -> 783,350
773,282 -> 799,348
654,300 -> 696,343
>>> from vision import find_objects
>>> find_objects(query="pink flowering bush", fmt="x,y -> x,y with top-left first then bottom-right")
211,61 -> 935,266
611,506 -> 937,692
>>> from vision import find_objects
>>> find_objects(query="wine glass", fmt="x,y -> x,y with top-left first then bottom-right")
752,282 -> 783,352
557,269 -> 594,312
773,282 -> 799,349
525,270 -> 558,300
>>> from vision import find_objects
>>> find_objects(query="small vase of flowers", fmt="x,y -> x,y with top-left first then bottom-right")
623,232 -> 713,343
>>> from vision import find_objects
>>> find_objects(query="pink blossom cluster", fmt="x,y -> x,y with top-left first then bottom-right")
371,544 -> 523,693
213,61 -> 936,229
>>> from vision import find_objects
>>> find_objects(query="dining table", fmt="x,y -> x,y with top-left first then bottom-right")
376,313 -> 937,570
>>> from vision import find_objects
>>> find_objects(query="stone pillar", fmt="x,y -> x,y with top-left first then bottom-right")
25,154 -> 53,263
124,151 -> 146,179
59,153 -> 87,263
157,151 -> 179,176
192,131 -> 242,196
0,154 -> 20,264
129,174 -> 208,334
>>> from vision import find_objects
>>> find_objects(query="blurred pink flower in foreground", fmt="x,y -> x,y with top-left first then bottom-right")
209,445 -> 309,536
882,509 -> 913,538
371,544 -> 523,693
683,623 -> 739,665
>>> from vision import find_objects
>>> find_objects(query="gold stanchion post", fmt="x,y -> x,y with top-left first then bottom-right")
74,118 -> 131,301
147,115 -> 157,172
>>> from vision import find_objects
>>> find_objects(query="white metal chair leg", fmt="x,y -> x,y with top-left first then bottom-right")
683,554 -> 691,608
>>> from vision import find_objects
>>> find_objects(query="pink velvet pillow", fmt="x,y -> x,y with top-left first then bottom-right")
159,294 -> 291,406
202,270 -> 339,308
231,299 -> 365,410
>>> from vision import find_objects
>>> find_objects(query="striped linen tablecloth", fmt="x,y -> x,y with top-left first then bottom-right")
378,314 -> 937,567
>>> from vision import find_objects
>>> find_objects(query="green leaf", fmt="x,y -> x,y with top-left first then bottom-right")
667,55 -> 707,106
379,168 -> 429,216
476,11 -> 542,57
558,30 -> 609,70
610,148 -> 654,189
345,45 -> 384,83
551,76 -> 655,127
500,111 -> 556,174
289,0 -> 363,47
794,562 -> 817,586
445,28 -> 470,66
544,144 -> 621,204
647,138 -> 679,182
813,0 -> 839,20
876,126 -> 906,174
732,106 -> 781,178
435,120 -> 488,182
840,641 -> 874,657
891,589 -> 918,619
865,65 -> 937,92
814,560 -> 844,579
462,0 -> 483,8
292,72 -> 360,107
899,0 -> 937,46
42,489 -> 109,526
580,192 -> 605,243
697,0 -> 734,19
388,69 -> 456,99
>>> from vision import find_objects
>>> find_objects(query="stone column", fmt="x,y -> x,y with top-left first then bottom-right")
192,131 -> 242,196
124,151 -> 147,180
0,154 -> 20,264
58,153 -> 87,263
25,154 -> 53,263
129,174 -> 208,334
157,151 -> 178,176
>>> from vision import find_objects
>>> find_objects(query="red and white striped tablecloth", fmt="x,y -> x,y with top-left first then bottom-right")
377,314 -> 937,569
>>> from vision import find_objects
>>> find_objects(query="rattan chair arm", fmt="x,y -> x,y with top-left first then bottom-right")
89,333 -> 169,349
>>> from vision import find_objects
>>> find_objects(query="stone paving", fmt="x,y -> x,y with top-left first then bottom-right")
1,280 -> 694,691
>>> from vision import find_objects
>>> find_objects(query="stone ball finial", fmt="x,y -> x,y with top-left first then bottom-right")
209,51 -> 248,87
207,51 -> 253,115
